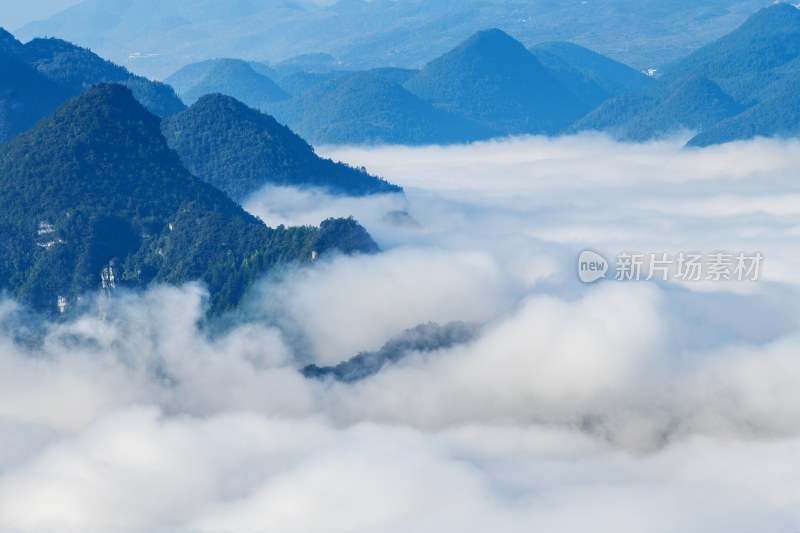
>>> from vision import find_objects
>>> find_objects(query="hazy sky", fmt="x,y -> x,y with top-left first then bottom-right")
0,0 -> 81,32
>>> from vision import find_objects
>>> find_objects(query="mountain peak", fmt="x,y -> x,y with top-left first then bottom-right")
18,36 -> 185,118
46,83 -> 162,143
662,1 -> 800,103
174,58 -> 290,107
24,36 -> 89,59
455,28 -> 531,60
418,27 -> 539,79
2,82 -> 204,216
466,28 -> 520,45
405,27 -> 587,134
162,93 -> 402,200
742,2 -> 800,29
192,91 -> 251,112
0,28 -> 24,58
74,81 -> 143,108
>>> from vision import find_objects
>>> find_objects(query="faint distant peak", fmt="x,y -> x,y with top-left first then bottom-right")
458,28 -> 528,54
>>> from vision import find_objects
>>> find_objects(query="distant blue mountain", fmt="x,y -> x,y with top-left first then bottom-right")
262,30 -> 635,143
266,69 -> 495,145
276,68 -> 417,98
165,58 -> 289,107
663,2 -> 800,104
272,53 -> 341,76
530,41 -> 654,108
688,69 -> 800,147
573,3 -> 800,145
16,0 -> 766,80
574,76 -> 743,140
9,4 -> 800,150
165,58 -> 277,94
404,29 -> 590,135
273,70 -> 347,97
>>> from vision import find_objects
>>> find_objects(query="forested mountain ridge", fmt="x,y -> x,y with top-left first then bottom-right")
162,94 -> 403,200
0,28 -> 184,143
0,84 -> 377,315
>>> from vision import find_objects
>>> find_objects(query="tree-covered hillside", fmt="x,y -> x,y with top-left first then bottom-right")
0,84 -> 377,315
0,28 -> 184,143
0,46 -> 71,143
162,94 -> 402,201
24,36 -> 185,117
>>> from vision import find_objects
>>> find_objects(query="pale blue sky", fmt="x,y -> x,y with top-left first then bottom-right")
0,0 -> 82,32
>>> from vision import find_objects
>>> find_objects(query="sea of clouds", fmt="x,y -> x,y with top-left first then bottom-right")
2,134 -> 800,531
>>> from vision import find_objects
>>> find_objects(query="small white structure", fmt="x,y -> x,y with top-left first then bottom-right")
57,296 -> 68,314
311,250 -> 318,261
37,222 -> 55,235
101,264 -> 117,295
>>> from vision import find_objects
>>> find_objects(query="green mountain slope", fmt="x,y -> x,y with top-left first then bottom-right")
0,49 -> 71,143
0,84 -> 377,314
0,28 -> 185,144
162,94 -> 402,201
24,36 -> 185,117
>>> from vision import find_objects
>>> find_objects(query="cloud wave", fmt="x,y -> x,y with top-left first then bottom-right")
2,134 -> 800,531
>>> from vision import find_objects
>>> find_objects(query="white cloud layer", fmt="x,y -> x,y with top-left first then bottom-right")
3,134 -> 800,531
